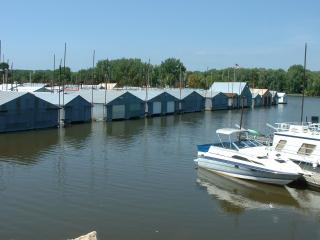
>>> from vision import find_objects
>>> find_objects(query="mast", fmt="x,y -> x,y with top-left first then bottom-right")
58,59 -> 62,125
300,43 -> 307,123
53,54 -> 55,92
179,65 -> 182,100
92,49 -> 95,109
10,62 -> 13,90
63,43 -> 67,106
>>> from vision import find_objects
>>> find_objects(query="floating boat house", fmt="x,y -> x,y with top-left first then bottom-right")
277,92 -> 287,104
251,88 -> 272,106
79,89 -> 107,121
209,82 -> 252,108
105,91 -> 145,121
270,91 -> 279,105
129,90 -> 179,116
251,92 -> 262,108
34,92 -> 92,124
211,92 -> 229,110
225,93 -> 239,109
166,89 -> 205,113
80,89 -> 145,121
0,92 -> 59,133
201,90 -> 229,111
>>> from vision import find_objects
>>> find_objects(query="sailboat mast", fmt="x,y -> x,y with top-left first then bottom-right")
300,43 -> 307,123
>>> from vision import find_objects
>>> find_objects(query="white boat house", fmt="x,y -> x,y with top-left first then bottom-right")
278,92 -> 287,104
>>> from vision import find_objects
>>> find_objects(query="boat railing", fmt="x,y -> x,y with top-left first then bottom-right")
274,122 -> 320,135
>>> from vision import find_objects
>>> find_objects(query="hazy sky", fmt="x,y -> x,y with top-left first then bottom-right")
1,0 -> 320,71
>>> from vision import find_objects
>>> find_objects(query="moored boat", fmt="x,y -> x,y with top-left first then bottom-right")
269,122 -> 320,188
195,128 -> 304,185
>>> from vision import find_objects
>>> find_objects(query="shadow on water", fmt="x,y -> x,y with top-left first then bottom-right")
0,129 -> 59,165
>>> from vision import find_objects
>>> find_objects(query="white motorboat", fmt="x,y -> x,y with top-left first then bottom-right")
270,122 -> 320,187
195,128 -> 304,185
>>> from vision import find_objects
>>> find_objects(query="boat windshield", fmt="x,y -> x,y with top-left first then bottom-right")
216,129 -> 263,150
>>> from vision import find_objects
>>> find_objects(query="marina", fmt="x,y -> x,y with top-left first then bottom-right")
0,96 -> 320,240
0,82 -> 280,133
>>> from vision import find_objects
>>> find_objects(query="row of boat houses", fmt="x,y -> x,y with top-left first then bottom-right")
0,82 -> 287,133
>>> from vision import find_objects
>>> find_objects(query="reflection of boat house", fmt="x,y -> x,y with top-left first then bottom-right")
34,93 -> 92,124
209,82 -> 252,108
0,92 -> 59,133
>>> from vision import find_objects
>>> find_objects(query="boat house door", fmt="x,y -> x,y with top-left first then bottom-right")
112,105 -> 125,119
152,102 -> 161,114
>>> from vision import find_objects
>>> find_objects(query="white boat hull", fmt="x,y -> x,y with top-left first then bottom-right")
195,157 -> 300,186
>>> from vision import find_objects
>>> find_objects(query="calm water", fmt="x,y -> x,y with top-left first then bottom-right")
0,96 -> 320,240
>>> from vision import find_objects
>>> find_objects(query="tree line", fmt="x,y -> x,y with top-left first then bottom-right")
0,58 -> 319,96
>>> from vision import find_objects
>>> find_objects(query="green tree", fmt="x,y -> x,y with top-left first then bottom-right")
159,58 -> 186,87
287,65 -> 304,93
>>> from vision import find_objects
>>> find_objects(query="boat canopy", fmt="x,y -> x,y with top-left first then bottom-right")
216,128 -> 248,135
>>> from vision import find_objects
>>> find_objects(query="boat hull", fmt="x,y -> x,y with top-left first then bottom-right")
195,157 -> 300,185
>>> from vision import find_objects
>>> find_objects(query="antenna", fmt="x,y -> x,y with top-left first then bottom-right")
300,43 -> 307,123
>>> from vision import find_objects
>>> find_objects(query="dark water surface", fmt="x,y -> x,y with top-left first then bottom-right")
0,96 -> 320,240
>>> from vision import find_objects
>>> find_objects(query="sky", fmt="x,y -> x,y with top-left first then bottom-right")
1,0 -> 320,71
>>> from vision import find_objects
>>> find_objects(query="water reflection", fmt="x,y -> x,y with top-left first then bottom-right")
0,129 -> 59,164
63,123 -> 92,147
106,119 -> 145,138
196,168 -> 300,214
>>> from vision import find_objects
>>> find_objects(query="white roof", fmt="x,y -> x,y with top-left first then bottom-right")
128,89 -> 165,101
216,128 -> 248,135
277,92 -> 286,97
16,86 -> 51,92
252,92 -> 261,98
165,88 -> 202,99
78,89 -> 128,104
250,88 -> 270,96
0,91 -> 27,105
33,92 -> 84,106
210,82 -> 248,95
269,90 -> 278,97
